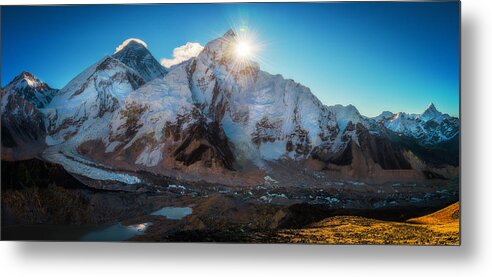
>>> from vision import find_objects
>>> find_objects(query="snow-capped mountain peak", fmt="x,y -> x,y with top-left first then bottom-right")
198,29 -> 235,61
5,71 -> 46,91
223,28 -> 237,38
114,38 -> 148,54
198,29 -> 257,67
327,104 -> 365,131
372,111 -> 394,122
1,72 -> 58,159
112,38 -> 167,82
2,72 -> 56,109
419,102 -> 443,122
426,102 -> 437,111
192,29 -> 260,94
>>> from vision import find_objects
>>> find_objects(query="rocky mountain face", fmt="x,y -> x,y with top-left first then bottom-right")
45,56 -> 146,144
1,30 -> 460,185
1,72 -> 57,160
112,39 -> 168,82
97,31 -> 397,174
96,61 -> 235,171
42,39 -> 168,145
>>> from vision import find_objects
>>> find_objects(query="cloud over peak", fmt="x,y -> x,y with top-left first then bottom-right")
161,42 -> 204,68
114,38 -> 148,54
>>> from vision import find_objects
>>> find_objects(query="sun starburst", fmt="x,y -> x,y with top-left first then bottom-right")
235,40 -> 253,59
230,24 -> 263,64
213,23 -> 272,85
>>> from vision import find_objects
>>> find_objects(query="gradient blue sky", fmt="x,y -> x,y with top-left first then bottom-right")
1,2 -> 459,117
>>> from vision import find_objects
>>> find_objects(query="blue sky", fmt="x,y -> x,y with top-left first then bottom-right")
1,2 -> 459,117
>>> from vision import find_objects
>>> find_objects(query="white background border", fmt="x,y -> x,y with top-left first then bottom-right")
1,0 -> 491,276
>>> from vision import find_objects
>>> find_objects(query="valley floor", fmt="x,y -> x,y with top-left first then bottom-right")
1,159 -> 459,245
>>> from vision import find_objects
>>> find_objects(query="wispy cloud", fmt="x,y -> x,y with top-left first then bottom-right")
114,38 -> 148,54
161,42 -> 204,68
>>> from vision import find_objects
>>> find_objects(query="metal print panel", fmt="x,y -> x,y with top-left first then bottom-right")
0,2 -> 460,244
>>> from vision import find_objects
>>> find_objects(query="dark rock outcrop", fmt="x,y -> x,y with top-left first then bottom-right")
173,117 -> 235,170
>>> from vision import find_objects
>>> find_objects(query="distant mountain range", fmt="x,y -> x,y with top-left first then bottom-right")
1,30 -> 459,186
372,103 -> 459,145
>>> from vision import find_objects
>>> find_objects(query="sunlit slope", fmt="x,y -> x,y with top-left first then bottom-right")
258,202 -> 460,245
407,202 -> 459,225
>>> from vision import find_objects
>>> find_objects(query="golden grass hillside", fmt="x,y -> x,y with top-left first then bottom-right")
407,202 -> 459,225
257,202 -> 460,245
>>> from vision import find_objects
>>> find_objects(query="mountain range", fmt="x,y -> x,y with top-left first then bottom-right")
1,30 -> 459,187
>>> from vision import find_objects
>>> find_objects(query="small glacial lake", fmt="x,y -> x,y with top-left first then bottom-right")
150,207 -> 192,220
3,208 -> 193,241
79,207 -> 192,241
80,222 -> 152,241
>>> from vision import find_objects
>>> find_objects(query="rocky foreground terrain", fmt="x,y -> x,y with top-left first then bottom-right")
1,159 -> 458,244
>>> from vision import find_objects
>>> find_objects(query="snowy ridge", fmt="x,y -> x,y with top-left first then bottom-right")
372,111 -> 394,122
45,56 -> 145,144
105,61 -> 197,166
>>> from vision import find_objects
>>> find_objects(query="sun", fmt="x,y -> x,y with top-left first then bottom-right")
235,39 -> 253,59
230,25 -> 261,62
219,22 -> 270,81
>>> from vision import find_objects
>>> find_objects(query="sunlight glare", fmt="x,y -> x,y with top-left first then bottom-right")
235,40 -> 252,59
216,22 -> 272,83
